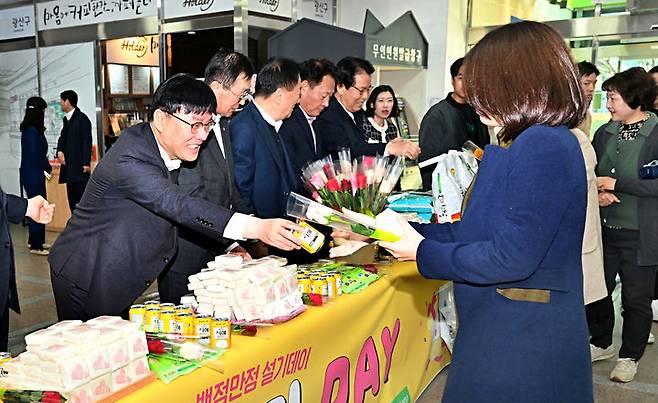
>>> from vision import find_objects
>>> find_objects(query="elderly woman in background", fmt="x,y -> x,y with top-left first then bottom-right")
380,21 -> 593,402
589,67 -> 658,383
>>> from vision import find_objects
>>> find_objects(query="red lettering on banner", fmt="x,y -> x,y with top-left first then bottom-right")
196,387 -> 212,403
321,320 -> 401,403
380,318 -> 401,383
321,356 -> 350,403
354,337 -> 380,403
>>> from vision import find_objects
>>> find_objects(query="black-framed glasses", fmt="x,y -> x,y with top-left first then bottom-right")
164,110 -> 214,133
350,85 -> 372,96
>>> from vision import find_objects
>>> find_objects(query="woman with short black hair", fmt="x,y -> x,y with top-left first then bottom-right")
590,67 -> 658,383
20,97 -> 53,255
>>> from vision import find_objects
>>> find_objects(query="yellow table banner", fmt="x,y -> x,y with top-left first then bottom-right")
120,262 -> 451,402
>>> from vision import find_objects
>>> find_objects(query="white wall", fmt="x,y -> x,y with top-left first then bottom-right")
337,0 -> 469,129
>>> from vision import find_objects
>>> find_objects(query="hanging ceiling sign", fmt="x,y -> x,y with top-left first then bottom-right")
37,0 -> 157,31
106,35 -> 159,66
248,0 -> 292,19
163,0 -> 232,20
297,0 -> 333,25
363,10 -> 428,69
0,5 -> 35,40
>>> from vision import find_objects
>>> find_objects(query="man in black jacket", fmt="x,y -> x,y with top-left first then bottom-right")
280,58 -> 336,190
158,49 -> 256,304
314,57 -> 419,159
56,90 -> 93,211
418,58 -> 490,190
0,190 -> 53,349
49,74 -> 301,320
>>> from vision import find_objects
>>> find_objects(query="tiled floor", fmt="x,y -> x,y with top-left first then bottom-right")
7,224 -> 658,401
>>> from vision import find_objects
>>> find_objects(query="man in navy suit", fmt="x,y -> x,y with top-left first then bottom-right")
49,74 -> 301,320
158,49 -> 256,304
280,58 -> 336,190
56,90 -> 92,211
231,58 -> 301,220
314,57 -> 420,159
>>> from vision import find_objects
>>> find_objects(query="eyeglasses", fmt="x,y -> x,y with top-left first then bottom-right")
217,81 -> 252,101
164,110 -> 214,133
350,85 -> 372,96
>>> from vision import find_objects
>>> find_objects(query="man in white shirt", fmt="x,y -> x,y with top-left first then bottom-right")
158,49 -> 259,304
49,74 -> 301,319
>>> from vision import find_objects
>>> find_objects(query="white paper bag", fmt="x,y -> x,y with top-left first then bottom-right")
431,150 -> 478,223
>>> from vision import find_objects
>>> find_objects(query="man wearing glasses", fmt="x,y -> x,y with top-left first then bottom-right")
49,74 -> 301,320
315,56 -> 420,159
158,49 -> 256,304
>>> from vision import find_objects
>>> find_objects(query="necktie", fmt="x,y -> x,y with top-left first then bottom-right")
169,168 -> 180,185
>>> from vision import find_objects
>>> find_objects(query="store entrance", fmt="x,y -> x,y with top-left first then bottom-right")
100,35 -> 160,152
166,27 -> 233,78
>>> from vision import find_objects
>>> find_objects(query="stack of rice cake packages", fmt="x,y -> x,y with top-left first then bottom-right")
1,316 -> 150,402
186,255 -> 303,322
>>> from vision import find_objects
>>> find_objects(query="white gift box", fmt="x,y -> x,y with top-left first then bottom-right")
24,328 -> 62,346
180,295 -> 196,306
127,356 -> 151,381
214,254 -> 243,267
17,351 -> 39,366
58,354 -> 92,390
125,330 -> 148,361
83,346 -> 112,379
86,316 -> 123,326
61,325 -> 101,345
104,320 -> 141,336
36,343 -> 77,362
111,364 -> 134,392
187,282 -> 203,291
107,338 -> 130,371
188,274 -> 202,284
88,373 -> 113,401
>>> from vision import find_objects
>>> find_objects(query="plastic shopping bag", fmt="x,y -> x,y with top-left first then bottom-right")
431,150 -> 478,223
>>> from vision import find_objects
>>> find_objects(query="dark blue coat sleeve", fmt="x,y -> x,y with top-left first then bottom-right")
5,194 -> 27,224
416,130 -> 578,285
228,118 -> 256,212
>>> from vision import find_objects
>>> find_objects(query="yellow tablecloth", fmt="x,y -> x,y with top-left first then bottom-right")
120,261 -> 451,402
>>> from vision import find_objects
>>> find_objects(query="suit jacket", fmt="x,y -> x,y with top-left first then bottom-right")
20,126 -> 52,188
168,120 -> 252,276
280,105 -> 324,189
57,108 -> 92,184
230,102 -> 297,219
0,190 -> 25,315
414,125 -> 591,402
48,122 -> 235,317
314,96 -> 385,158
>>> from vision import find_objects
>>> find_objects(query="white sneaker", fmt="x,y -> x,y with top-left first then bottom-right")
610,358 -> 638,383
590,344 -> 615,362
652,300 -> 658,322
649,332 -> 655,344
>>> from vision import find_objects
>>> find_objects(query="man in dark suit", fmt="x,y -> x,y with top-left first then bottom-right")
280,58 -> 336,190
158,49 -> 255,304
0,190 -> 53,349
314,57 -> 419,159
231,58 -> 301,220
56,90 -> 93,211
49,74 -> 301,320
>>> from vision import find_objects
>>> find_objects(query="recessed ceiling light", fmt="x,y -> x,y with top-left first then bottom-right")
188,31 -> 196,35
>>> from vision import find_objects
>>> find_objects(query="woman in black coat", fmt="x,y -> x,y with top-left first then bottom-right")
0,189 -> 54,350
19,97 -> 52,255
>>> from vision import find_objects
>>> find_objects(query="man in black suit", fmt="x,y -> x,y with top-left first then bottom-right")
280,58 -> 336,189
49,74 -> 301,320
56,90 -> 93,211
0,190 -> 53,349
158,49 -> 255,304
314,57 -> 420,159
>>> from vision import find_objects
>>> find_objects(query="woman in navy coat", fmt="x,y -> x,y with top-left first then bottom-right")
20,97 -> 52,255
381,22 -> 593,402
